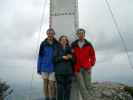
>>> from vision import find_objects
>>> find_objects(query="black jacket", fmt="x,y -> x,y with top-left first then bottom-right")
53,44 -> 74,75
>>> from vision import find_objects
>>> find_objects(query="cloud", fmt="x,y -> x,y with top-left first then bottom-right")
0,0 -> 49,63
79,0 -> 133,53
0,0 -> 133,89
0,0 -> 133,69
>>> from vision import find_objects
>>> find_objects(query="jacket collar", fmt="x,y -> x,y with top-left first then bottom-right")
43,38 -> 58,45
73,39 -> 92,48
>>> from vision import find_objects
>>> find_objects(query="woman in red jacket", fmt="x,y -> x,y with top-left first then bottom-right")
71,28 -> 96,100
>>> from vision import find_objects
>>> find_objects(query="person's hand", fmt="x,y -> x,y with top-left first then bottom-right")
75,72 -> 79,76
67,54 -> 72,58
71,49 -> 74,53
62,56 -> 69,60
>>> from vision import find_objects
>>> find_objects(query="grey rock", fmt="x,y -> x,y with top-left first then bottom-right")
0,79 -> 13,100
73,81 -> 133,100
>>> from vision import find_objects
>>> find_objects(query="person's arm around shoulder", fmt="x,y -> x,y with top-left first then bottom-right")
53,44 -> 64,64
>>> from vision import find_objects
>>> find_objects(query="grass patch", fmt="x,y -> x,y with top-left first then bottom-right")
124,86 -> 133,98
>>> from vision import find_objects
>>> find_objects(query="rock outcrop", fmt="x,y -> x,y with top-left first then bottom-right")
0,80 -> 12,100
86,81 -> 133,100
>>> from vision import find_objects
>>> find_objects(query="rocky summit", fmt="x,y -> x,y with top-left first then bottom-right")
85,81 -> 133,100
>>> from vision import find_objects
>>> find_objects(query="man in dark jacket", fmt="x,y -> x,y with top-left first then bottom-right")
37,28 -> 58,100
71,28 -> 96,100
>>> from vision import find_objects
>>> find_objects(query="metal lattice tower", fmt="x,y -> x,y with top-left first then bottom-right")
49,0 -> 81,100
49,0 -> 79,42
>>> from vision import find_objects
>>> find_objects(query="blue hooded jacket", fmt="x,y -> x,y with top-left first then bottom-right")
37,38 -> 58,74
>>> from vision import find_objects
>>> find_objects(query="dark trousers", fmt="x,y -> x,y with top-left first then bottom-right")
56,75 -> 72,100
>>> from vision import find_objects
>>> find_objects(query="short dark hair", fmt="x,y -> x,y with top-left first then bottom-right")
46,28 -> 55,34
76,28 -> 85,34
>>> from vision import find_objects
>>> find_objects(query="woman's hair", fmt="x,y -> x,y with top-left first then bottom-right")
59,35 -> 69,46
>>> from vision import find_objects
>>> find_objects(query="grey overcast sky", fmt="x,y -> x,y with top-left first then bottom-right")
0,0 -> 133,84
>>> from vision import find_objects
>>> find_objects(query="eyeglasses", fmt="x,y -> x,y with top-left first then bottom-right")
47,32 -> 54,34
77,31 -> 85,35
47,30 -> 55,34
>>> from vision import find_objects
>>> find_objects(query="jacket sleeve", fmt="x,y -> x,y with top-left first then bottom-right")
53,47 -> 63,64
67,48 -> 75,65
37,42 -> 44,74
65,47 -> 75,74
69,53 -> 75,74
89,45 -> 96,67
70,43 -> 76,72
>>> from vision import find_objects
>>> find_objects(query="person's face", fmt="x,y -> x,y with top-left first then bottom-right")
77,32 -> 85,41
47,31 -> 54,39
60,36 -> 68,46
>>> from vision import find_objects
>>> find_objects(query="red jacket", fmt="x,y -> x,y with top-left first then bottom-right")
71,39 -> 96,72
